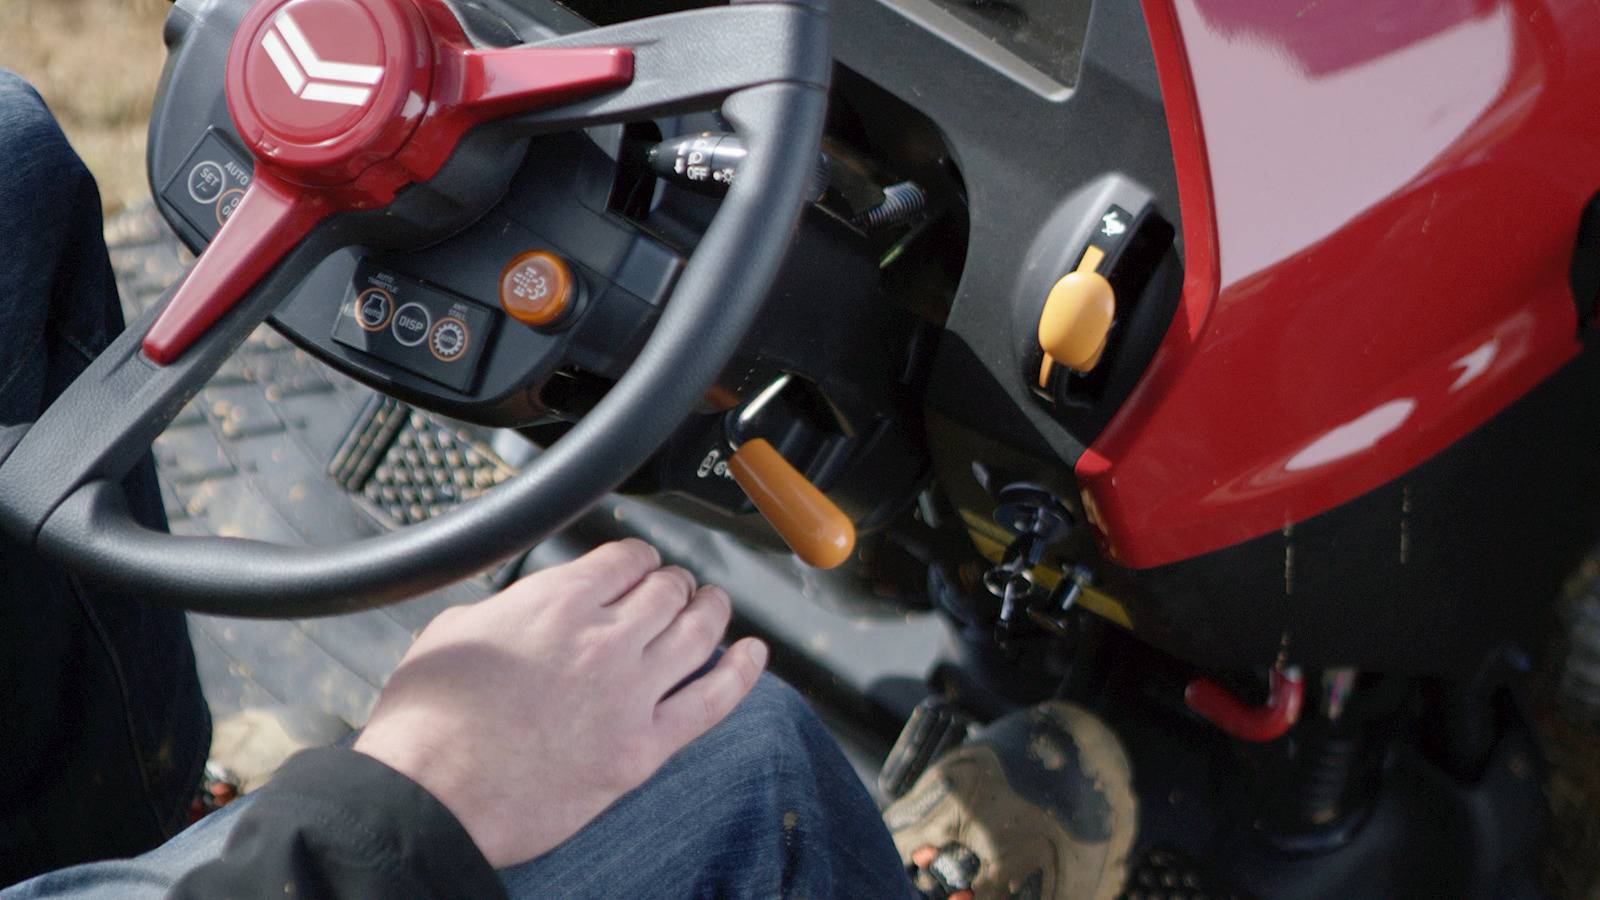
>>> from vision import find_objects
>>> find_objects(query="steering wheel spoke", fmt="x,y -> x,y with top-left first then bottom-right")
0,229 -> 338,545
142,174 -> 328,365
507,3 -> 830,133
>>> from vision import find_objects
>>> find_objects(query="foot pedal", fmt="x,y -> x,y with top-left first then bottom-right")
328,395 -> 411,491
878,698 -> 973,799
1122,846 -> 1244,900
327,395 -> 514,526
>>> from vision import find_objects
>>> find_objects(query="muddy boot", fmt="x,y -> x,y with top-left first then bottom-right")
883,701 -> 1137,900
207,705 -> 353,795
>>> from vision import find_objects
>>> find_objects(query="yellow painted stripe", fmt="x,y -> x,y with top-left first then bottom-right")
958,512 -> 1133,630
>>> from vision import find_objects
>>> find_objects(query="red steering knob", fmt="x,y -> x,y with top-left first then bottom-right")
142,0 -> 633,365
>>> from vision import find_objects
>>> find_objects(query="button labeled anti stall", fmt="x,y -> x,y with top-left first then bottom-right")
429,317 -> 469,362
392,302 -> 431,347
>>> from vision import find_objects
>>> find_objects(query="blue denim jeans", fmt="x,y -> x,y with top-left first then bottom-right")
0,72 -> 211,886
9,675 -> 917,899
0,72 -> 913,898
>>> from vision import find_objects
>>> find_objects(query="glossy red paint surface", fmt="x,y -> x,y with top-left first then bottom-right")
1080,0 -> 1600,569
228,0 -> 431,182
142,0 -> 632,365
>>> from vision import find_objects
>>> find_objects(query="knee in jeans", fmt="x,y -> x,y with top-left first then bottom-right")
711,674 -> 829,768
0,71 -> 89,186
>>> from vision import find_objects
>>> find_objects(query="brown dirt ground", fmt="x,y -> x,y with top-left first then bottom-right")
3,2 -> 1598,895
0,0 -> 172,214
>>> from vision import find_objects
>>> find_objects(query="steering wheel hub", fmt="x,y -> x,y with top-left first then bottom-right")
142,0 -> 637,366
229,0 -> 430,180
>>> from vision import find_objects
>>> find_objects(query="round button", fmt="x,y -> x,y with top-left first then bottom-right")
188,161 -> 226,204
354,287 -> 394,332
391,301 -> 431,347
499,250 -> 573,327
215,188 -> 247,227
429,317 -> 469,362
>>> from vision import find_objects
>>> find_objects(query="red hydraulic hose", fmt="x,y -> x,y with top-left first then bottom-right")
1185,667 -> 1304,742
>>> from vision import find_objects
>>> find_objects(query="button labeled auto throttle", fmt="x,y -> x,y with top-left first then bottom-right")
500,250 -> 573,327
355,288 -> 394,332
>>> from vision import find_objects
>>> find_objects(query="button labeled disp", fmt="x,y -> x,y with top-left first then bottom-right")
391,302 -> 431,347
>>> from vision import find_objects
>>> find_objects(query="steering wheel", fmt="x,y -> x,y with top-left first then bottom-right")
0,0 -> 830,617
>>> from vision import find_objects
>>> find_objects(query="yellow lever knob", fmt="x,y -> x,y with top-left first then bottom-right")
728,438 -> 856,569
1038,269 -> 1115,373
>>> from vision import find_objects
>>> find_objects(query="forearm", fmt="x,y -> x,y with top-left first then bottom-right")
168,747 -> 505,900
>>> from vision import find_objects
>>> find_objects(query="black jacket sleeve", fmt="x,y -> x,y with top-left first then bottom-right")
169,746 -> 507,899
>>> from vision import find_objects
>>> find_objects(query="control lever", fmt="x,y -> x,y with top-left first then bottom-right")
722,376 -> 856,569
634,132 -> 831,201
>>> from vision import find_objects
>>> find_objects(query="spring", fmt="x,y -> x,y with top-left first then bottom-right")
851,181 -> 928,232
1285,732 -> 1367,827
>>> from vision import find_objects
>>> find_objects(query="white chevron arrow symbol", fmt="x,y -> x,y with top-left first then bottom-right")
260,10 -> 385,107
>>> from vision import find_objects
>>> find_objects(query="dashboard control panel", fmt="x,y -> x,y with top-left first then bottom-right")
332,262 -> 499,394
162,130 -> 252,242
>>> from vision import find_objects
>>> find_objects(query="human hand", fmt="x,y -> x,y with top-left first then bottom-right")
352,539 -> 768,867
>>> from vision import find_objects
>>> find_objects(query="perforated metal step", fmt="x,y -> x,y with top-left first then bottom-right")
328,395 -> 514,527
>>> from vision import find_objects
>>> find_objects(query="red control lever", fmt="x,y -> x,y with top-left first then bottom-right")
142,0 -> 632,365
1184,666 -> 1304,743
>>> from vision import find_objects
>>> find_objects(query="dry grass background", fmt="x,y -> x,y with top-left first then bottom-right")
0,0 -> 173,213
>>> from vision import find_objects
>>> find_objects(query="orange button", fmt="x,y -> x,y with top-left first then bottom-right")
499,250 -> 573,327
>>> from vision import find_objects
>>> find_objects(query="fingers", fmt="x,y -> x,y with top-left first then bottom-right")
642,585 -> 732,683
610,566 -> 697,642
652,637 -> 768,750
511,539 -> 662,609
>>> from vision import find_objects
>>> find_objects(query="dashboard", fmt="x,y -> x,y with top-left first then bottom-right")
151,0 -> 1182,557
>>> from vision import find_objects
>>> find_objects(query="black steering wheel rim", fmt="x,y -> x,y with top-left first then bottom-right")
0,0 -> 831,617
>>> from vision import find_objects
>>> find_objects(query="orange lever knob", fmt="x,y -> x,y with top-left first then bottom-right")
1037,269 -> 1115,373
728,439 -> 856,569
